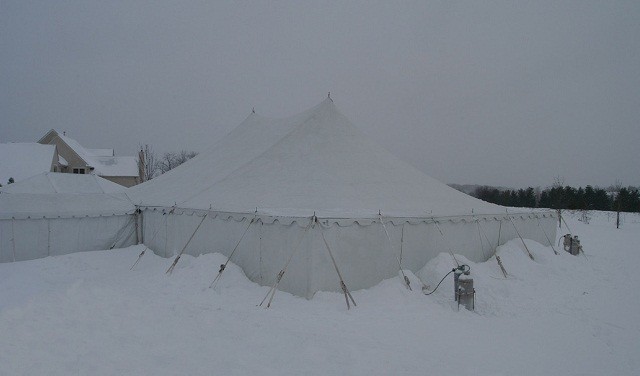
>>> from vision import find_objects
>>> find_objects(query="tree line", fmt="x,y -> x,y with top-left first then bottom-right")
471,184 -> 640,213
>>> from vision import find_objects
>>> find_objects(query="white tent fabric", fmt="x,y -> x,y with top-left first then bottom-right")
128,99 -> 506,218
0,172 -> 125,194
0,143 -> 55,184
132,99 -> 557,298
0,185 -> 136,262
0,214 -> 136,263
0,193 -> 134,220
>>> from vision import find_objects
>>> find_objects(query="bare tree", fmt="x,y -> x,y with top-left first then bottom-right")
614,179 -> 622,229
157,150 -> 198,175
552,175 -> 565,189
137,144 -> 158,182
552,175 -> 565,228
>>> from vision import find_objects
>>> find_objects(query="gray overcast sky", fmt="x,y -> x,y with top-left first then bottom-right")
1,1 -> 639,188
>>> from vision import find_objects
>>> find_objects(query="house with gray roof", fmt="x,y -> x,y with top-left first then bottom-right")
39,129 -> 141,187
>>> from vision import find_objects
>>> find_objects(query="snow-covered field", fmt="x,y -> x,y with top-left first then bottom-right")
1,212 -> 638,375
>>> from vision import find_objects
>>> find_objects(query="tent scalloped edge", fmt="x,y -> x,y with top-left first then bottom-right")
141,206 -> 557,228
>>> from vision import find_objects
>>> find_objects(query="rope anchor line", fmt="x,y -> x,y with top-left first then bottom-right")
319,224 -> 356,309
379,213 -> 411,291
536,216 -> 559,255
507,215 -> 535,261
259,216 -> 314,308
496,255 -> 508,278
166,213 -> 209,275
131,207 -> 176,270
433,221 -> 460,267
210,215 -> 257,289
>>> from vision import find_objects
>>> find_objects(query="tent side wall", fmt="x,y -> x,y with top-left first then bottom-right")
0,215 -> 137,263
306,214 -> 556,296
142,209 -> 556,298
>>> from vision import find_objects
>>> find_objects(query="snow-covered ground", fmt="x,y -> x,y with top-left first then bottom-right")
1,212 -> 638,375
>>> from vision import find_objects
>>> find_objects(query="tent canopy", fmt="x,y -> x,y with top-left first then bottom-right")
129,99 -> 504,219
0,143 -> 55,184
0,172 -> 125,195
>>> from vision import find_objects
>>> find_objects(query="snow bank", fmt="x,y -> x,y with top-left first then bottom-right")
0,213 -> 638,375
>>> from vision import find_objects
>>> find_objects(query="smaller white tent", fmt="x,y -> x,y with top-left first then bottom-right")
0,174 -> 136,263
0,143 -> 56,184
0,172 -> 125,194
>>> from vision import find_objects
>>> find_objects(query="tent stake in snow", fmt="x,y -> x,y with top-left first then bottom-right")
210,214 -> 257,289
379,212 -> 411,291
475,218 -> 507,277
495,255 -> 508,278
166,212 -> 208,275
507,215 -> 535,261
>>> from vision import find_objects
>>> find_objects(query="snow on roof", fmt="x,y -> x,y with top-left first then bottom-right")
56,133 -> 94,164
87,148 -> 114,157
0,172 -> 125,194
0,143 -> 55,184
57,133 -> 138,177
90,156 -> 138,177
128,99 -> 507,218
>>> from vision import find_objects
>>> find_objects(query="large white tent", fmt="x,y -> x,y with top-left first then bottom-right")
129,98 -> 557,298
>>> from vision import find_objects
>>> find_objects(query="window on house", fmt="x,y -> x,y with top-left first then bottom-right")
72,168 -> 83,174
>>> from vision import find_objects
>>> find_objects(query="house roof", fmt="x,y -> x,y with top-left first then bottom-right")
0,143 -> 56,185
40,130 -> 138,177
128,99 -> 505,218
89,156 -> 138,177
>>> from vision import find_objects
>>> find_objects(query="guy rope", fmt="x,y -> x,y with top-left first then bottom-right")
109,215 -> 136,250
379,212 -> 411,291
474,218 -> 488,260
507,214 -> 535,261
210,213 -> 258,289
475,218 -> 508,277
165,212 -> 209,275
318,219 -> 356,310
536,215 -> 559,255
433,220 -> 460,267
130,206 -> 175,270
259,215 -> 314,308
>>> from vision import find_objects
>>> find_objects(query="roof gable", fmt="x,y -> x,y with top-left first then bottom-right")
39,129 -> 138,177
